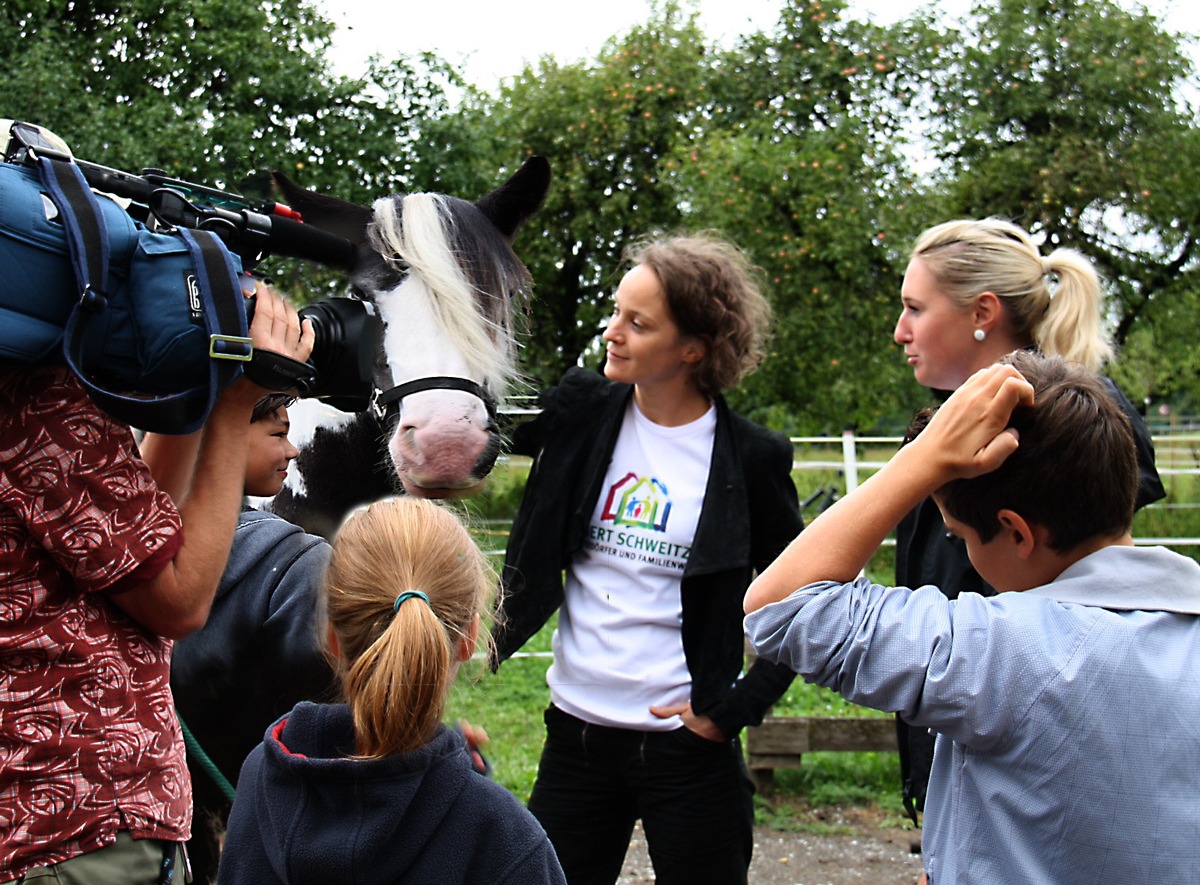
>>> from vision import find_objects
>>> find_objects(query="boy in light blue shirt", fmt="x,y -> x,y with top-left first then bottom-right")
745,351 -> 1200,885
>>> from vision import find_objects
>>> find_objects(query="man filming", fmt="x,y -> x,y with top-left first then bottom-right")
0,281 -> 313,883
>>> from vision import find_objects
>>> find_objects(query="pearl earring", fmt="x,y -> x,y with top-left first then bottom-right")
973,329 -> 986,342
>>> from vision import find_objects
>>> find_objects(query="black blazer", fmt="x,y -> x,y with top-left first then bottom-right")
493,367 -> 803,738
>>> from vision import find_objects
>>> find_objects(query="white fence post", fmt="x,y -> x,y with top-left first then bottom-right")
841,429 -> 860,494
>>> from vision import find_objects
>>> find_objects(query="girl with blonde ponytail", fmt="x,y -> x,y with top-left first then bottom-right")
890,217 -> 1164,854
219,498 -> 566,885
326,497 -> 487,759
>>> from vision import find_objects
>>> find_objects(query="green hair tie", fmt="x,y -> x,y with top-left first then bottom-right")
393,590 -> 430,614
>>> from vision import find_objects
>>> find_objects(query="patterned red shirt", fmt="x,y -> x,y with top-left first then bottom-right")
0,367 -> 189,879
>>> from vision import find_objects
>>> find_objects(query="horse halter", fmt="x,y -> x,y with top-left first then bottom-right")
374,376 -> 499,430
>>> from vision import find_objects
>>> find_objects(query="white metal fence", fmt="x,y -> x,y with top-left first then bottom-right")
795,431 -> 1200,547
494,429 -> 1200,546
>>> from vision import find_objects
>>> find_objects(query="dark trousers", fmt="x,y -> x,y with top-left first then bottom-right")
528,705 -> 755,885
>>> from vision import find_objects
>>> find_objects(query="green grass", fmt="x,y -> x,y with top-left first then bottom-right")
446,631 -> 552,805
443,437 -> 1200,828
445,620 -> 911,826
1133,467 -> 1200,554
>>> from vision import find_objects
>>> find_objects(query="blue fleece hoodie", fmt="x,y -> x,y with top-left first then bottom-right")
219,703 -> 565,885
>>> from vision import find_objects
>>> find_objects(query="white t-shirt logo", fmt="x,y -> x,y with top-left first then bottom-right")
602,471 -> 671,531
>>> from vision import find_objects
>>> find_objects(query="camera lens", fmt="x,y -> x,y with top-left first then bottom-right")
296,298 -> 379,413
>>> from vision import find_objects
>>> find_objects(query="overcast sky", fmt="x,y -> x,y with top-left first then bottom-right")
318,0 -> 1197,88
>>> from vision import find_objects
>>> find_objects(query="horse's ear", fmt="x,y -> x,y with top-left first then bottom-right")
271,171 -> 373,245
474,156 -> 551,241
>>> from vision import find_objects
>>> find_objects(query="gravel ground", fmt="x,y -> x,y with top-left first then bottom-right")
617,807 -> 924,885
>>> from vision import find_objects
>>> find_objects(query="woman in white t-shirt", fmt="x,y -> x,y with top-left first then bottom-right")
493,233 -> 804,885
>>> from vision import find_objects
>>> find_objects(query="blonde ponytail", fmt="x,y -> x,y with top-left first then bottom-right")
1036,249 -> 1113,372
324,498 -> 494,759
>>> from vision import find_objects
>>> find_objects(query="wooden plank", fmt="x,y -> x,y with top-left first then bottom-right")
746,754 -> 807,769
808,716 -> 896,752
745,716 -> 896,771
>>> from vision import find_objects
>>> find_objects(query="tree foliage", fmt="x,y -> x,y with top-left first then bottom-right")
3,0 -> 1198,425
675,0 -> 929,429
440,0 -> 930,430
913,0 -> 1200,405
1,0 -> 461,295
431,4 -> 713,394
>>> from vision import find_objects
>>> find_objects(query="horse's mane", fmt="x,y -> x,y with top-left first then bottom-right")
369,193 -> 530,396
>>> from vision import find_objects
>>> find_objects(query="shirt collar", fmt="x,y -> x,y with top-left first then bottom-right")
1026,545 -> 1200,615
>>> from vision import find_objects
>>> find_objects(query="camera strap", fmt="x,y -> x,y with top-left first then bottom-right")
32,151 -> 251,433
243,348 -> 318,393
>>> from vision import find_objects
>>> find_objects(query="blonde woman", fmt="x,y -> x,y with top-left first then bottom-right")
219,498 -> 565,885
891,217 -> 1165,830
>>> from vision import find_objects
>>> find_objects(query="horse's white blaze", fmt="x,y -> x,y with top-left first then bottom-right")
372,194 -> 513,389
374,276 -> 492,490
375,277 -> 478,400
370,194 -> 512,491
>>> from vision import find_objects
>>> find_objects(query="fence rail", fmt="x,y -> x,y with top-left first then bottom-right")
744,715 -> 896,791
790,430 -> 1200,545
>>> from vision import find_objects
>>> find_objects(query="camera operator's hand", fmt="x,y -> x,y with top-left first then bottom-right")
241,280 -> 315,393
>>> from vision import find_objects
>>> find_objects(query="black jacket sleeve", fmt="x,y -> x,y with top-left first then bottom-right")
699,420 -> 803,738
1104,377 -> 1165,509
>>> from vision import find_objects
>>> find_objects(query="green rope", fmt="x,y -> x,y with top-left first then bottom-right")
177,709 -> 237,804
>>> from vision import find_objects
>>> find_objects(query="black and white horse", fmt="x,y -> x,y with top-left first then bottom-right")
171,156 -> 551,883
268,154 -> 552,536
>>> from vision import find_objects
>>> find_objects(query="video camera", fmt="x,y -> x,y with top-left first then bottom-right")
2,120 -> 379,413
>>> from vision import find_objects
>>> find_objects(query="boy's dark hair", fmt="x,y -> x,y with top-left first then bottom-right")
909,351 -> 1137,552
251,394 -> 296,424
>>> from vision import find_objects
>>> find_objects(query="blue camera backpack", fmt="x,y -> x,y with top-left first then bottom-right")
0,153 -> 251,433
